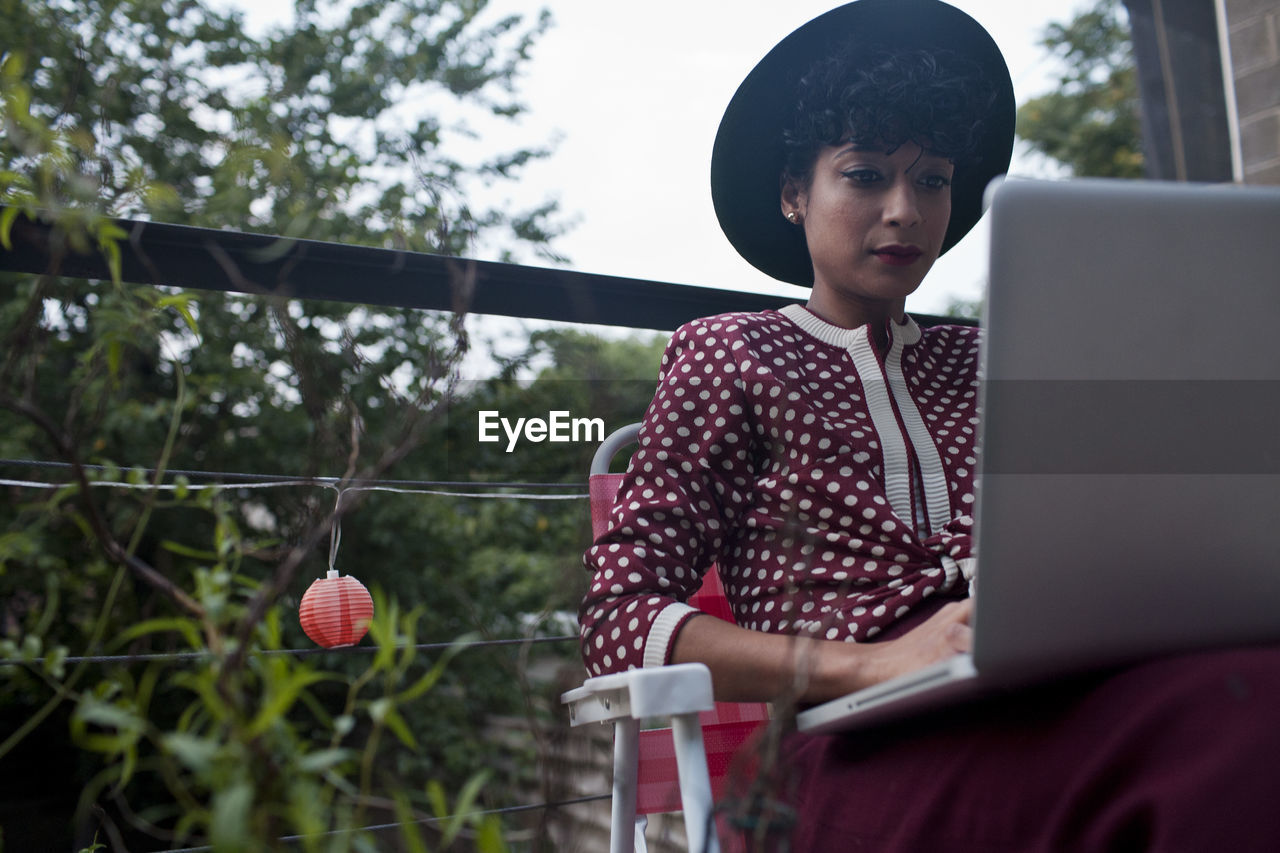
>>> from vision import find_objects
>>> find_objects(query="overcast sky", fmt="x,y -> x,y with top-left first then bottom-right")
226,0 -> 1092,367
482,0 -> 1083,315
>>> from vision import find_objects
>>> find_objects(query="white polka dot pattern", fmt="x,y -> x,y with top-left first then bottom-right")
579,307 -> 983,677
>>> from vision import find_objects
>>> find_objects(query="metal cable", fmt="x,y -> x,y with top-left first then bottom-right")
0,457 -> 587,489
156,794 -> 614,852
0,474 -> 587,500
0,635 -> 577,668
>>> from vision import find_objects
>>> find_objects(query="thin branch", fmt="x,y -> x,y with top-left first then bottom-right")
0,393 -> 204,617
220,298 -> 471,681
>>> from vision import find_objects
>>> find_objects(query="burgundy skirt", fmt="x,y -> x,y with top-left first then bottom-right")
723,603 -> 1280,852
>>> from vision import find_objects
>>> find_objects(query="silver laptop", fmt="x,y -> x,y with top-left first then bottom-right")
798,178 -> 1280,734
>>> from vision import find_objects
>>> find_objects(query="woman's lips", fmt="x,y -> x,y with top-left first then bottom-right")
871,245 -> 923,266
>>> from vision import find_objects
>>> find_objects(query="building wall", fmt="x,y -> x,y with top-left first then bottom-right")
1224,0 -> 1280,183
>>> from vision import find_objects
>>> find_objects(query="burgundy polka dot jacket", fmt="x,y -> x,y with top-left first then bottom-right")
580,304 -> 982,677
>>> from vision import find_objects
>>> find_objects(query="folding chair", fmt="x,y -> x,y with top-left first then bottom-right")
562,423 -> 770,853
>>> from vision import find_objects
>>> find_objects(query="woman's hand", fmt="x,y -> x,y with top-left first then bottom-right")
811,600 -> 973,700
671,599 -> 973,705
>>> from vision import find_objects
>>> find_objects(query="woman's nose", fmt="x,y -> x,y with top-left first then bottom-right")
884,182 -> 922,227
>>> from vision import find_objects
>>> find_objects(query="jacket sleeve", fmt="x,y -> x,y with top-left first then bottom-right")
579,317 -> 759,676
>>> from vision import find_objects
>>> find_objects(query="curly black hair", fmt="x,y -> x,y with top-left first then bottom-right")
782,45 -> 997,184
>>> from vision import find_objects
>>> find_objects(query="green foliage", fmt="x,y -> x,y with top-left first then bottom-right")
0,241 -> 558,847
0,0 -> 563,257
452,329 -> 666,483
56,549 -> 509,852
942,297 -> 982,322
0,0 -> 685,845
0,0 -> 620,848
1016,0 -> 1145,178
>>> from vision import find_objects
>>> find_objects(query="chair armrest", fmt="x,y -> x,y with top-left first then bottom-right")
562,663 -> 716,726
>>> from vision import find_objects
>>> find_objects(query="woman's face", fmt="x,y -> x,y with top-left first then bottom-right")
783,141 -> 953,322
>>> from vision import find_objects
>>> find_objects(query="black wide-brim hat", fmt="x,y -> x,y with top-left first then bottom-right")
711,0 -> 1016,286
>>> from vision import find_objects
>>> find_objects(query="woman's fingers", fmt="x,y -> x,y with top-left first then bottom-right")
857,600 -> 975,687
945,620 -> 973,653
935,598 -> 973,623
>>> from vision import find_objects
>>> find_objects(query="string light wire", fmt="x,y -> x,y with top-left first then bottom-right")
156,794 -> 614,852
0,458 -> 589,498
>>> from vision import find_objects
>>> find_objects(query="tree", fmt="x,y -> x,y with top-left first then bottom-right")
453,329 -> 668,481
0,0 -> 562,256
443,328 -> 666,609
0,0 -> 589,848
1016,0 -> 1145,178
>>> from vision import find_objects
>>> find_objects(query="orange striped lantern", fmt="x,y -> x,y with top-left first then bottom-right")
299,569 -> 374,648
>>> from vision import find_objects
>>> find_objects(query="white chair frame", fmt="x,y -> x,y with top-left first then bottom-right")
562,422 -> 722,853
562,663 -> 721,853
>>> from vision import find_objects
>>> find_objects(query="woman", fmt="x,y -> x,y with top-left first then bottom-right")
580,1 -> 1280,849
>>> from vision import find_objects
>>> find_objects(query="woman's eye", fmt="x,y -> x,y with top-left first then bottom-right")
920,174 -> 953,190
842,169 -> 882,184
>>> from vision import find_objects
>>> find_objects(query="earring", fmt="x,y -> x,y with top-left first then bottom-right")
786,211 -> 798,224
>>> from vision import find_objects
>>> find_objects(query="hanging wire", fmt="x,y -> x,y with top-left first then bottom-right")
155,793 -> 613,853
2,471 -> 583,665
328,489 -> 344,573
0,455 -> 588,666
0,474 -> 586,500
0,457 -> 587,490
0,635 -> 578,668
0,460 -> 590,668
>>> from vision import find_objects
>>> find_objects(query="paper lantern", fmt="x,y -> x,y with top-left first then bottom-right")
299,569 -> 374,648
